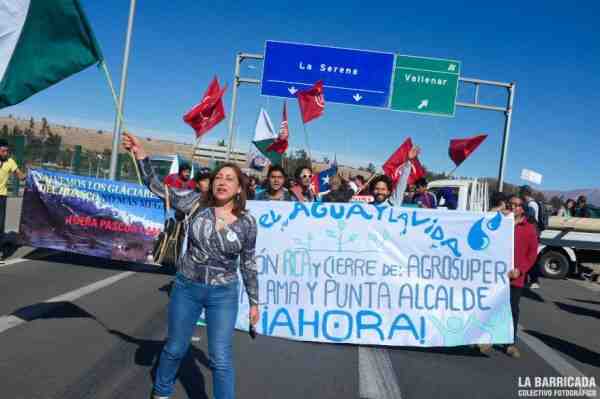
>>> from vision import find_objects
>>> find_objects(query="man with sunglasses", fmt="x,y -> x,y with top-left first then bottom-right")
505,195 -> 539,358
291,166 -> 316,202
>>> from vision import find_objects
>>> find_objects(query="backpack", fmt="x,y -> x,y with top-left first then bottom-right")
153,185 -> 202,267
526,200 -> 548,232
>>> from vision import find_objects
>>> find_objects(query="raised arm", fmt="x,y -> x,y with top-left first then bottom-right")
123,132 -> 201,214
390,161 -> 410,206
390,145 -> 420,207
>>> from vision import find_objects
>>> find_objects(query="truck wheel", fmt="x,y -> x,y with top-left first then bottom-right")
539,251 -> 570,279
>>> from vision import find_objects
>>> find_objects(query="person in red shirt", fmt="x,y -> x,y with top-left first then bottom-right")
506,195 -> 539,358
164,163 -> 196,191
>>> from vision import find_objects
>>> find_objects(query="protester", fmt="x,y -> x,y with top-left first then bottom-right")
194,167 -> 211,196
369,175 -> 395,206
519,186 -> 539,222
254,165 -> 293,201
413,178 -> 437,209
557,198 -> 576,217
290,166 -> 316,202
164,162 -> 196,190
349,175 -> 366,194
403,183 -> 416,205
518,186 -> 544,288
246,175 -> 258,200
370,145 -> 420,206
0,140 -> 26,262
322,175 -> 354,203
575,195 -> 591,218
122,132 -> 258,399
504,195 -> 539,358
490,191 -> 508,214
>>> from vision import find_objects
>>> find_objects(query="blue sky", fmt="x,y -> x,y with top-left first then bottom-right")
2,0 -> 599,190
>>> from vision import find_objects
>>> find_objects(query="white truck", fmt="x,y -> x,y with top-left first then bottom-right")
427,179 -> 600,280
537,219 -> 600,279
427,178 -> 489,212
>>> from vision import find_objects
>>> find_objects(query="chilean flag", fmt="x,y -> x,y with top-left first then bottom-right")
311,163 -> 338,194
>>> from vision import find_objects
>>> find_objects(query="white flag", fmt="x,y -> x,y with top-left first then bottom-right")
247,108 -> 276,171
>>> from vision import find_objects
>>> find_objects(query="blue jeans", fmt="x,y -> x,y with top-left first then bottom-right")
154,273 -> 239,398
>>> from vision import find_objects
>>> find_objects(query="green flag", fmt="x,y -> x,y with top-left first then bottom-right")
0,0 -> 103,108
250,108 -> 282,166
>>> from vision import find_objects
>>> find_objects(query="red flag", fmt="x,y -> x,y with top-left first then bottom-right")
183,77 -> 227,137
297,80 -> 324,123
266,101 -> 289,154
448,134 -> 487,167
382,138 -> 426,189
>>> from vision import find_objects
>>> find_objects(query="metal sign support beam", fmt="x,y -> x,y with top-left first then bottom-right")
226,52 -> 515,192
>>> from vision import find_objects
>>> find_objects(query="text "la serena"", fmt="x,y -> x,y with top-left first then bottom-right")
299,62 -> 359,75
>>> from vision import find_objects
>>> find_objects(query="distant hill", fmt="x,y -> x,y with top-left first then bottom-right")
0,116 -> 196,160
0,115 -> 369,178
543,189 -> 600,207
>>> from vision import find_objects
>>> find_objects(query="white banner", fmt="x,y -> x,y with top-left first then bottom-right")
521,168 -> 543,185
235,201 -> 515,347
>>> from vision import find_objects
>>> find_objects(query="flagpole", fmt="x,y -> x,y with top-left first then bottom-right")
193,134 -> 203,165
302,123 -> 312,167
99,61 -> 141,184
447,165 -> 459,178
109,0 -> 137,180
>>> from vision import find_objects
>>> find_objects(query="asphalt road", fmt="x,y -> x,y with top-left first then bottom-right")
0,250 -> 598,399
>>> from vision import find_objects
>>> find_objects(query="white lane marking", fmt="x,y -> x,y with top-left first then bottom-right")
0,251 -> 52,268
518,325 -> 587,378
0,271 -> 134,334
359,346 -> 402,399
0,258 -> 32,268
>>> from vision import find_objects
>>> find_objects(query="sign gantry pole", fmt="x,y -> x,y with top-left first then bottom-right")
226,53 -> 262,162
497,82 -> 516,192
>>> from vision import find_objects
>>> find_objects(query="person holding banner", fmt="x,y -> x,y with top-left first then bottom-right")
0,140 -> 26,262
123,133 -> 259,399
505,195 -> 539,358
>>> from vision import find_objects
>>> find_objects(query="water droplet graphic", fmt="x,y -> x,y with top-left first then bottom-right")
486,212 -> 502,231
468,218 -> 490,251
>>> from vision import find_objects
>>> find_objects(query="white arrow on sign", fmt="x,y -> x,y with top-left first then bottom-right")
418,99 -> 429,110
288,86 -> 298,95
352,93 -> 363,102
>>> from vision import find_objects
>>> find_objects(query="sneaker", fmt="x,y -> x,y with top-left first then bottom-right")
151,393 -> 169,399
506,345 -> 521,358
530,283 -> 540,289
478,344 -> 492,354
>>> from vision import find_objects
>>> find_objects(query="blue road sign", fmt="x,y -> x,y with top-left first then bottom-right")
261,41 -> 395,108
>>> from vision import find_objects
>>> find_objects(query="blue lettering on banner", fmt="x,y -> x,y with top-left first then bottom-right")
285,204 -> 463,257
258,210 -> 282,228
237,201 -> 513,347
262,307 -> 427,344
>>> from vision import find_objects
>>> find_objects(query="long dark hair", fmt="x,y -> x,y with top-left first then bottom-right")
202,163 -> 248,217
